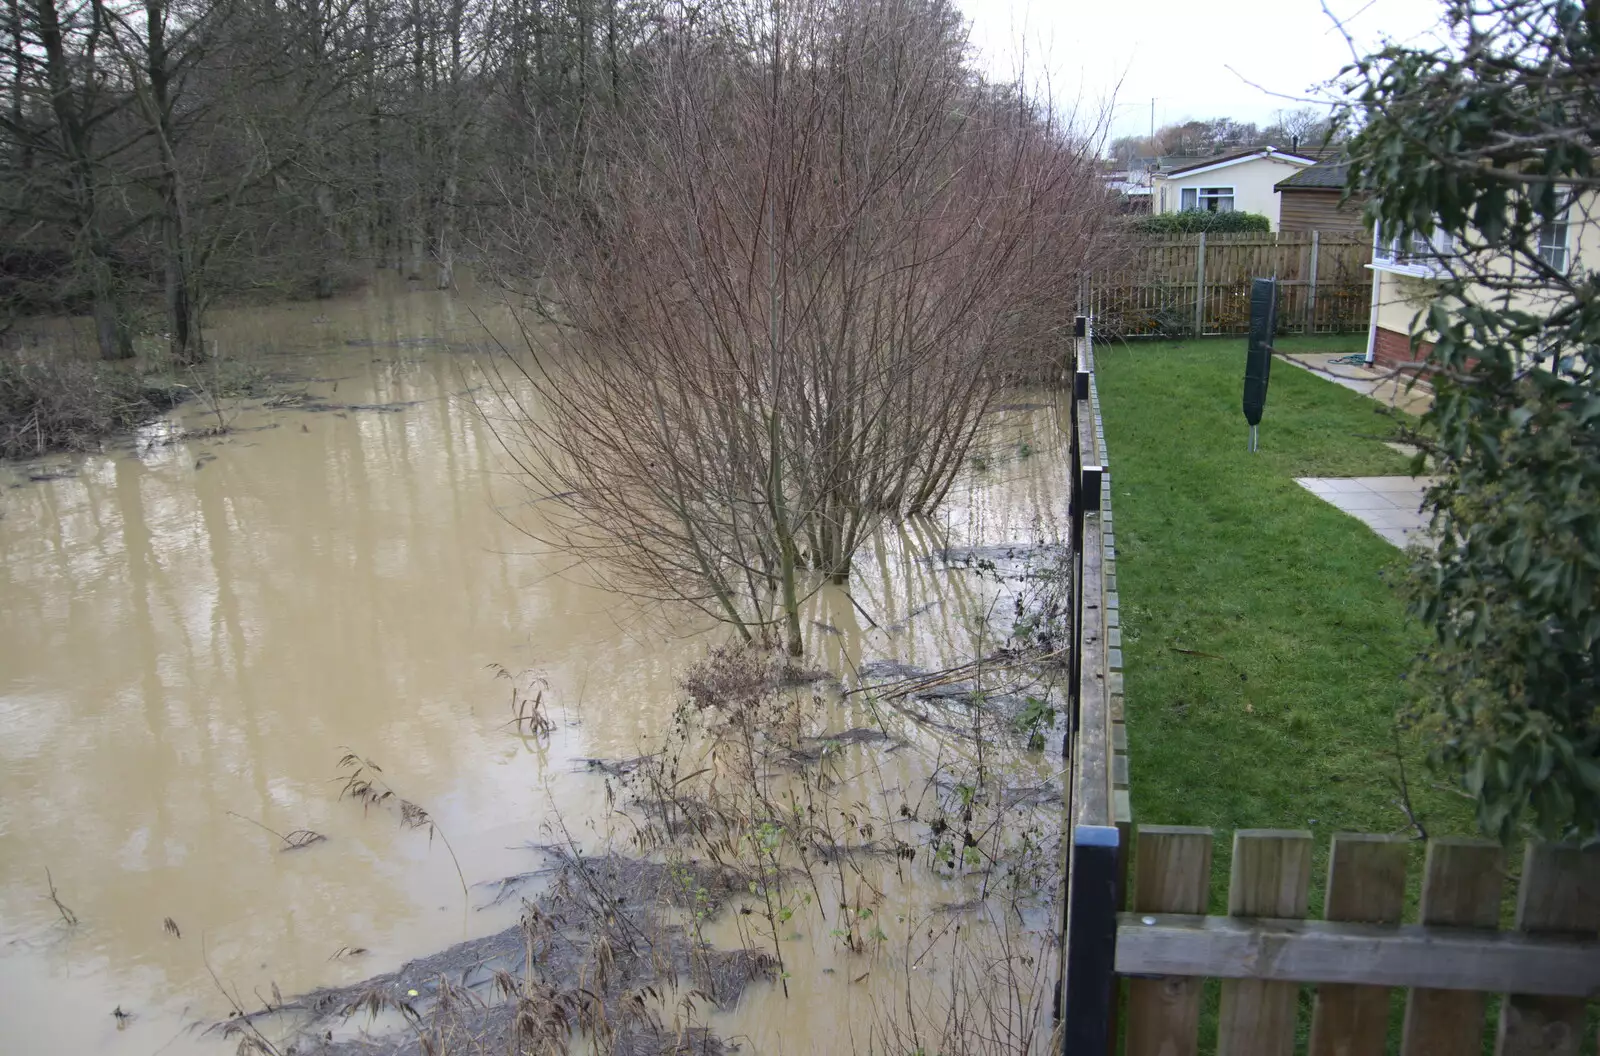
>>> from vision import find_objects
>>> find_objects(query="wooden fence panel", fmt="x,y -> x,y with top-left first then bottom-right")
1092,231 -> 1373,339
1126,826 -> 1214,1056
1216,830 -> 1313,1056
1400,838 -> 1505,1056
1308,834 -> 1409,1056
1494,843 -> 1600,1056
1116,829 -> 1600,1056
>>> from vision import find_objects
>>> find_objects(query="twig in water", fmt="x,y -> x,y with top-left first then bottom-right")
44,868 -> 77,926
225,811 -> 327,851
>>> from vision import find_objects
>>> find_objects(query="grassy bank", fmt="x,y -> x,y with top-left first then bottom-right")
1095,335 -> 1476,915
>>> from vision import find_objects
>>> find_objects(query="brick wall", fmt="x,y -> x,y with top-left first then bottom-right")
1371,326 -> 1434,371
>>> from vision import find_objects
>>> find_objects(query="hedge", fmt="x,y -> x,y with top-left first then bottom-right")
1129,210 -> 1272,235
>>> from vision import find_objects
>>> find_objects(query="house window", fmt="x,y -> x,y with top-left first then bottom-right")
1374,221 -> 1454,277
1180,186 -> 1235,212
1537,209 -> 1570,271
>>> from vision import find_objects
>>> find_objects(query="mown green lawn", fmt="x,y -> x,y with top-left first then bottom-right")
1095,334 -> 1477,920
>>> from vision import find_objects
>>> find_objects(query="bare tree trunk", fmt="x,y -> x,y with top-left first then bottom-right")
89,257 -> 131,360
315,182 -> 338,297
142,0 -> 203,363
435,171 -> 457,289
31,0 -> 131,359
7,0 -> 28,173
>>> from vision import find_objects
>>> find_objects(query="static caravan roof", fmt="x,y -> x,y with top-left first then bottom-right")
1161,147 -> 1318,179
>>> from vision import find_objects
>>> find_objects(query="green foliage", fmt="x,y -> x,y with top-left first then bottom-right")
1014,696 -> 1056,751
1346,0 -> 1600,842
1398,299 -> 1600,844
1129,209 -> 1271,235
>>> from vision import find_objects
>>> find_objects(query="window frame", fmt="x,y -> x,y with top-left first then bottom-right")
1372,222 -> 1454,278
1179,185 -> 1236,213
1536,208 -> 1571,272
1196,186 -> 1235,213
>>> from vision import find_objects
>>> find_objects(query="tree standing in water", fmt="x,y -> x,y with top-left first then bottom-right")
488,0 -> 1109,654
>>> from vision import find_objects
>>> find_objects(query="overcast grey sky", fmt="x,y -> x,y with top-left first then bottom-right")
953,0 -> 1448,143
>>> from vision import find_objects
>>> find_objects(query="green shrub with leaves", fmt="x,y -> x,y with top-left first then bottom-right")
1346,0 -> 1599,843
1128,209 -> 1270,235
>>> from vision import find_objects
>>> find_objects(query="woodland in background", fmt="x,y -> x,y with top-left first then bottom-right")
1107,108 -> 1349,165
0,0 -> 678,362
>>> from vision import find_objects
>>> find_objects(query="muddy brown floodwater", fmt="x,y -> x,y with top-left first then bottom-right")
0,273 -> 1073,1056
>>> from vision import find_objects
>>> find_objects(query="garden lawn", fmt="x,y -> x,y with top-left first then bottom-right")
1095,335 -> 1476,919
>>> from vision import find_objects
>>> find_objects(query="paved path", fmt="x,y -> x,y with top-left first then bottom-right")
1295,476 -> 1434,548
1279,352 -> 1433,416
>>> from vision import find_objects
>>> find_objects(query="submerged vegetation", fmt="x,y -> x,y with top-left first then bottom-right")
210,533 -> 1076,1056
0,352 -> 177,458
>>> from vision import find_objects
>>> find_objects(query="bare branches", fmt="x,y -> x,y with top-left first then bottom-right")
483,0 -> 1109,654
43,867 -> 77,927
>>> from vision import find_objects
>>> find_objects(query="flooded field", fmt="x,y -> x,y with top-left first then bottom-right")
0,275 -> 1073,1055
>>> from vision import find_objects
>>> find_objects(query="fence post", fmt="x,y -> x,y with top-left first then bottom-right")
1068,316 -> 1088,740
1306,230 -> 1320,333
1194,232 -> 1207,337
1126,826 -> 1214,1056
1063,824 -> 1122,1055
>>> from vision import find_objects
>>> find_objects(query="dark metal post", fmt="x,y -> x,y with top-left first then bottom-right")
1062,824 -> 1121,1055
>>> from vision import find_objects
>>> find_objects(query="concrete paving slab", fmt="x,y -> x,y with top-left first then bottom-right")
1334,491 -> 1408,511
1363,508 -> 1427,530
1296,475 -> 1434,549
1355,475 -> 1433,494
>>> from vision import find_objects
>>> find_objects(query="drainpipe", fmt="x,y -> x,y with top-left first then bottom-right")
1364,264 -> 1381,365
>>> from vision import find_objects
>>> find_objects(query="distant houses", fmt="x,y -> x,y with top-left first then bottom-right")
1148,147 -> 1318,231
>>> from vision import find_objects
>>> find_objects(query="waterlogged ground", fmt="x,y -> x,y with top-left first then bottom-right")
0,275 -> 1074,1055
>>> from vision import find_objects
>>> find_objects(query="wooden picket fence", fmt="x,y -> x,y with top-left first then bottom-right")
1114,828 -> 1600,1056
1088,231 -> 1373,339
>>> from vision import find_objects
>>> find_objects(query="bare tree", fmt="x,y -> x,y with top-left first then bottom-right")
6,0 -> 136,358
485,0 -> 1110,655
